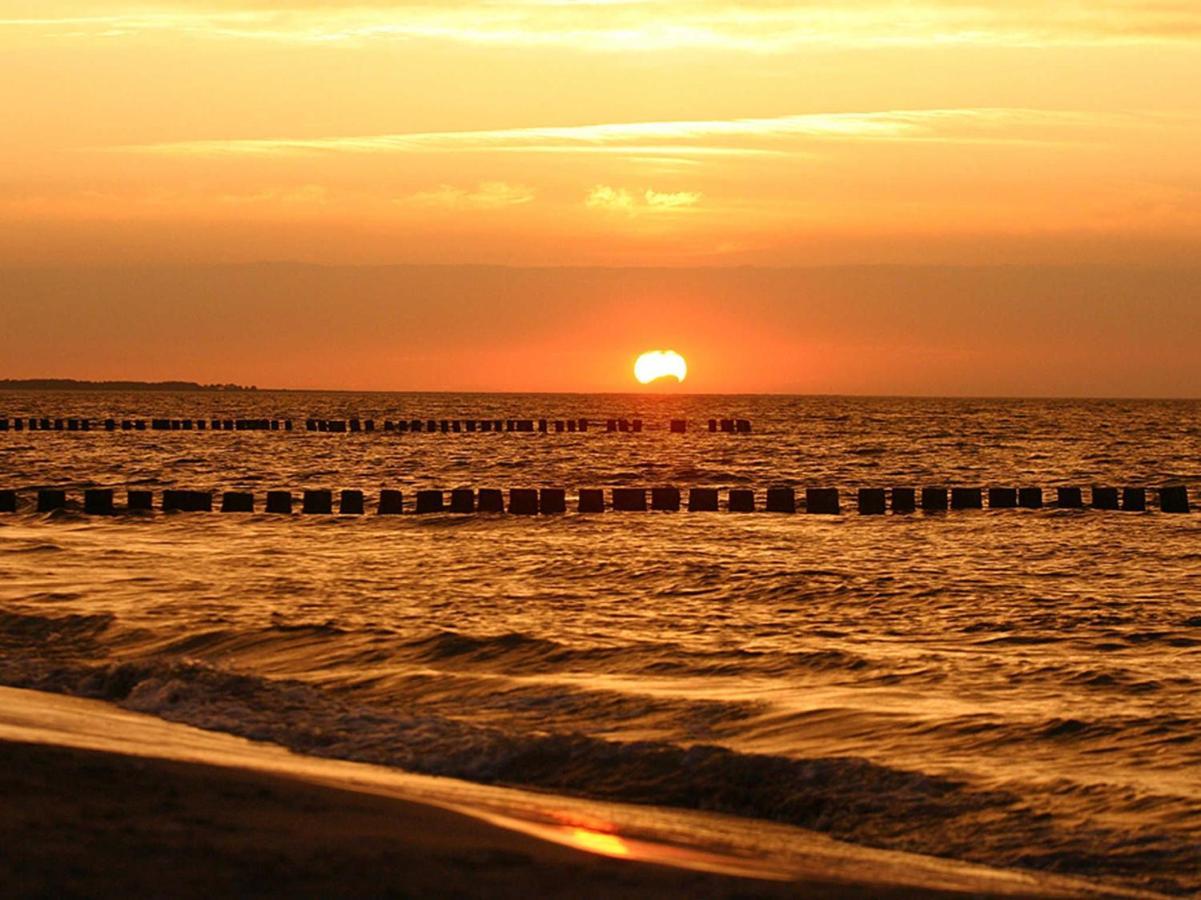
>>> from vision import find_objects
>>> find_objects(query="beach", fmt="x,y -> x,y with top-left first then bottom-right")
3,739 -> 802,900
0,684 -> 1143,899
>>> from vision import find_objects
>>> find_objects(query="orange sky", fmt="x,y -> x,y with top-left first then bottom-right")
5,264 -> 1201,396
1,2 -> 1200,393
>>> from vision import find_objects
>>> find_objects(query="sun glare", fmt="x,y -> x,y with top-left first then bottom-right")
634,350 -> 687,385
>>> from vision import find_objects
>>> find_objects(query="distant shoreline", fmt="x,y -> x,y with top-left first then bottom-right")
0,380 -> 1196,400
0,380 -> 257,392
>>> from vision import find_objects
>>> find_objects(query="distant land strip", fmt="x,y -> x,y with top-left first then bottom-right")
0,380 -> 257,392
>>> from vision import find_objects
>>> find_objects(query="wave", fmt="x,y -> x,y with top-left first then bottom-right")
398,628 -> 872,678
0,650 -> 1194,894
1,612 -> 1194,755
2,609 -> 1200,893
0,610 -> 872,681
0,610 -> 115,647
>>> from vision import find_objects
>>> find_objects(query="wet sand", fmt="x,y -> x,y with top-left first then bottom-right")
2,738 -> 827,899
0,686 -> 1142,899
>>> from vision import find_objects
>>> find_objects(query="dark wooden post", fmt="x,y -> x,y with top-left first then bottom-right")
127,491 -> 153,512
415,490 -> 445,514
1018,488 -> 1044,509
989,488 -> 1017,509
728,489 -> 755,512
612,488 -> 648,511
951,488 -> 983,510
651,487 -> 681,511
1057,487 -> 1084,509
577,489 -> 605,513
509,489 -> 539,515
449,489 -> 475,513
303,490 -> 333,514
378,490 -> 404,515
477,489 -> 504,513
858,489 -> 886,515
766,488 -> 796,513
891,488 -> 916,514
540,489 -> 567,514
84,489 -> 115,515
922,487 -> 949,512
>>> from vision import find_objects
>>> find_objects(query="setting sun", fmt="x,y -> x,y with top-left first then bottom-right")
634,350 -> 687,385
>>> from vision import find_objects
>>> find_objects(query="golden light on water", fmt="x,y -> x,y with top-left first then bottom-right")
566,828 -> 631,858
634,350 -> 687,385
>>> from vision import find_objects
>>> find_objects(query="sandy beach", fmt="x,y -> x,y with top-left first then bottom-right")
3,738 -> 819,900
0,685 -> 1147,899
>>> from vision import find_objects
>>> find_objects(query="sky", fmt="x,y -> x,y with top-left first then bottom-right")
2,2 -> 1200,394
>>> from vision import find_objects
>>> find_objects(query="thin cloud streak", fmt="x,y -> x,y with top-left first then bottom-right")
106,108 -> 1163,159
3,2 -> 1201,49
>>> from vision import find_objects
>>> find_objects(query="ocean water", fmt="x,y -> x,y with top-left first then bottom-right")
1,391 -> 1199,895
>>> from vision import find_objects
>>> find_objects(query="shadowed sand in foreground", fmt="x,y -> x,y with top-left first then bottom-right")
2,739 -> 818,900
0,687 -> 1149,899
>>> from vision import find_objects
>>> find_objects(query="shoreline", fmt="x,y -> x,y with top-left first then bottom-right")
2,738 -> 813,900
0,685 -> 1147,899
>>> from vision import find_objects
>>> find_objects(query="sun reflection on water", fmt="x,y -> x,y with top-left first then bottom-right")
565,827 -> 631,858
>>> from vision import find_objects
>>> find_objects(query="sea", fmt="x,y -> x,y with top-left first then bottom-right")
1,391 -> 1199,895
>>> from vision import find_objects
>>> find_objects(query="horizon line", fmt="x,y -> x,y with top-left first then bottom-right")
3,383 -> 1198,403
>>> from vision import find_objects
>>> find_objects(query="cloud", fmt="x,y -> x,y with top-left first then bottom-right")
3,2 -> 1201,50
645,189 -> 702,209
105,108 -> 1187,163
398,181 -> 534,209
585,185 -> 635,211
587,185 -> 702,213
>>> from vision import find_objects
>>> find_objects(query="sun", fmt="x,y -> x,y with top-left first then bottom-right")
634,350 -> 687,385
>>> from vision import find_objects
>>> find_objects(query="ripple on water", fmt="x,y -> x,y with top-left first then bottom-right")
1,393 -> 1200,894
